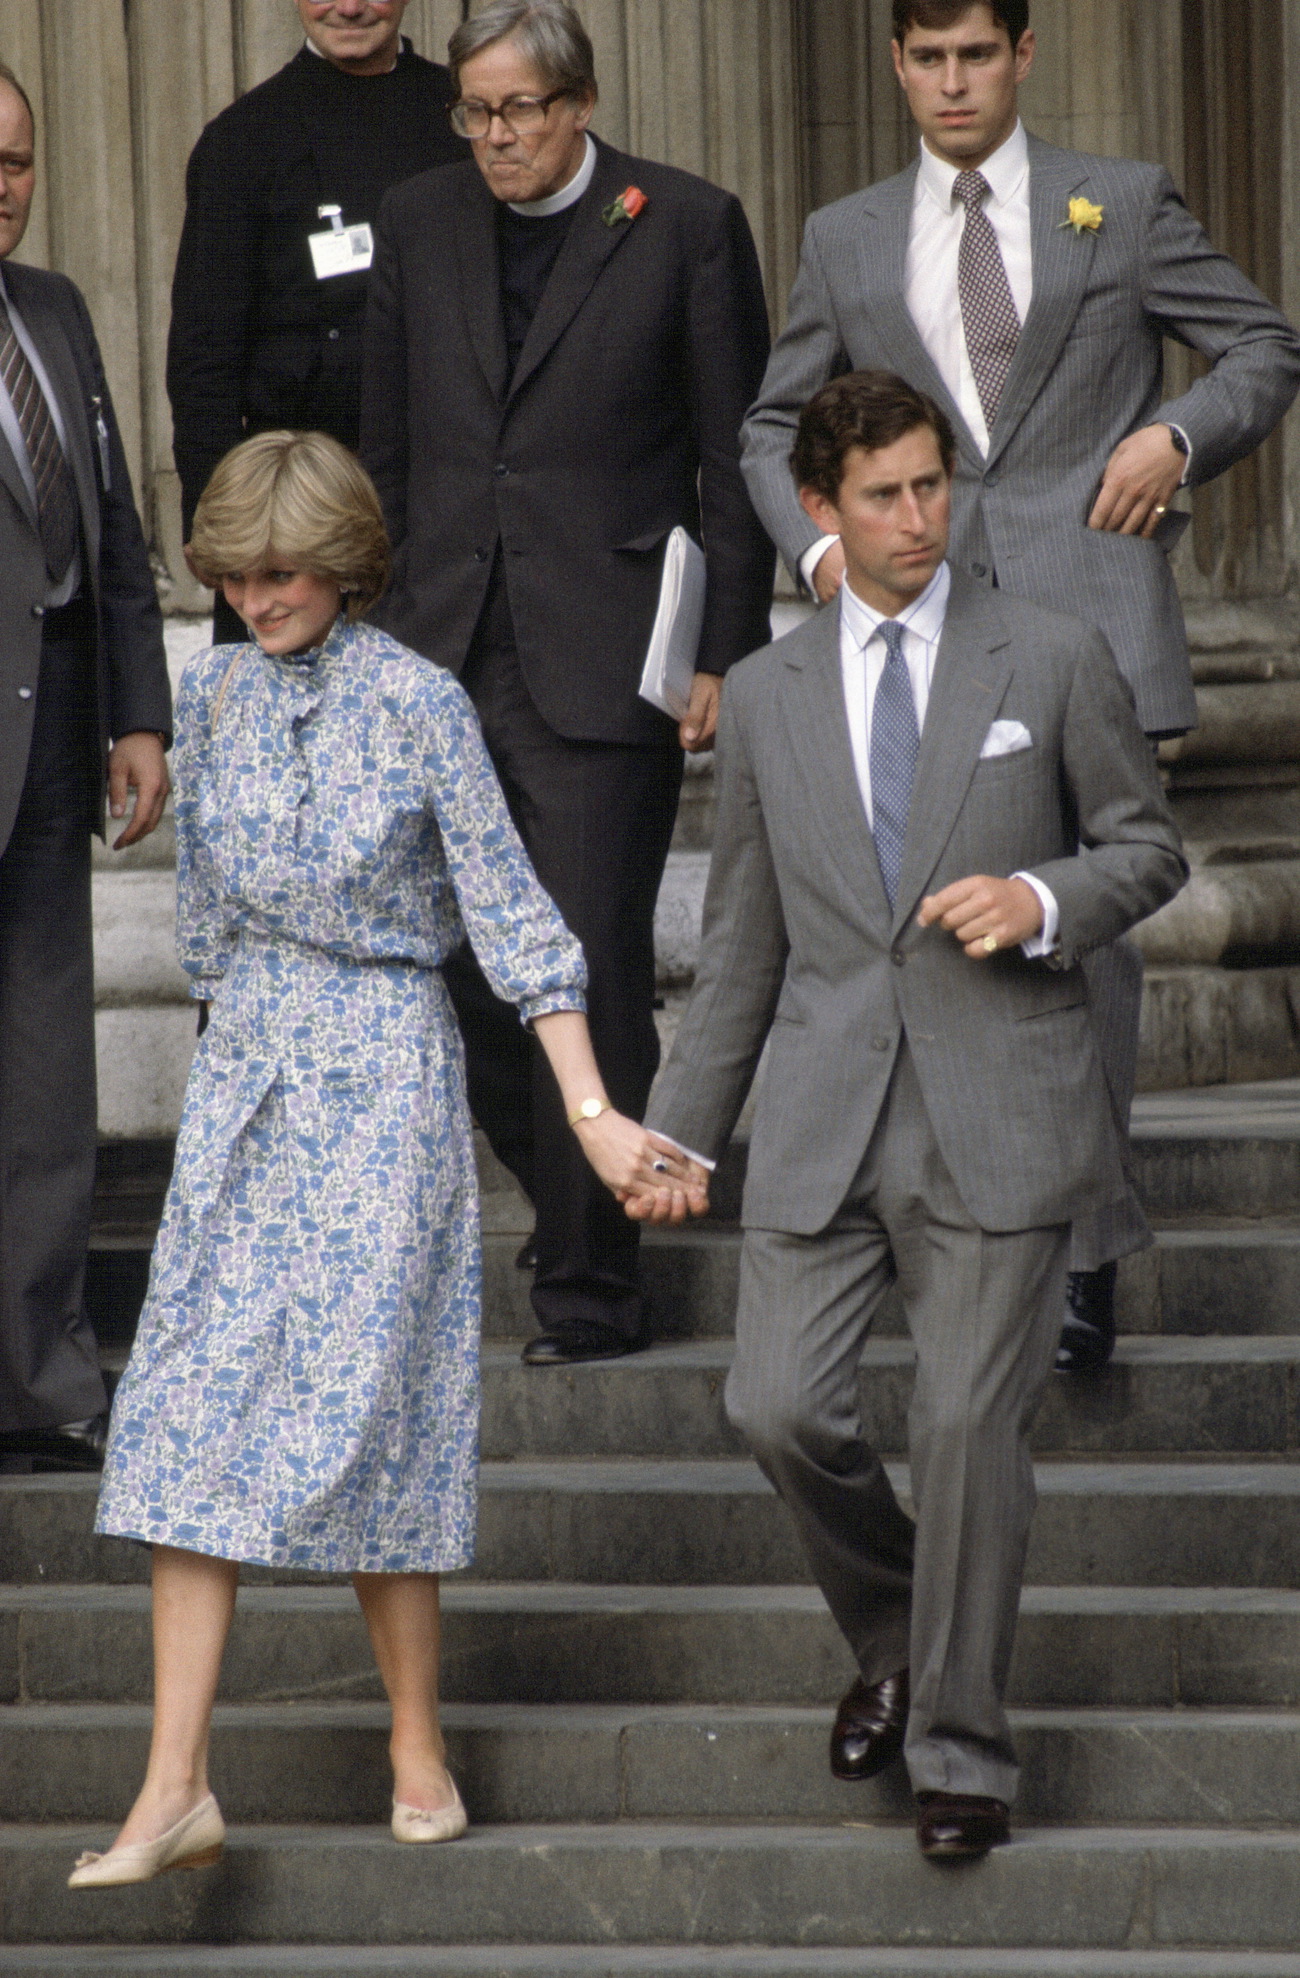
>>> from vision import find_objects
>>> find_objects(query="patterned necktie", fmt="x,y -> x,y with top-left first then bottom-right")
0,296 -> 78,581
869,619 -> 921,910
954,169 -> 1021,433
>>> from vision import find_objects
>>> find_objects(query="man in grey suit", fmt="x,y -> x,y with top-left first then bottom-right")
741,0 -> 1300,1371
0,65 -> 172,1472
634,371 -> 1186,1857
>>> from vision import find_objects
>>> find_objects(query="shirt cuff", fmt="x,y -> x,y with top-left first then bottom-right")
1013,872 -> 1060,960
648,1131 -> 717,1174
1170,424 -> 1193,486
799,534 -> 840,593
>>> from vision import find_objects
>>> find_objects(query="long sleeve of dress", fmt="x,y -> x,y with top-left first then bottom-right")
173,646 -> 242,999
417,673 -> 587,1026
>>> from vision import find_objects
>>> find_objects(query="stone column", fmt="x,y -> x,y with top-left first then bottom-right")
31,0 -> 143,490
127,0 -> 239,614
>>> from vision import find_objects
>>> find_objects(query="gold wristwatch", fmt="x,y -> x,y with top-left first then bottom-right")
567,1097 -> 611,1128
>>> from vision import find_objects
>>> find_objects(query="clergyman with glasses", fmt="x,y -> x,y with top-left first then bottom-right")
167,0 -> 466,644
361,0 -> 776,1366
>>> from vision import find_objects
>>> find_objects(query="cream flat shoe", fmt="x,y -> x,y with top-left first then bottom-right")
391,1779 -> 468,1844
68,1792 -> 225,1889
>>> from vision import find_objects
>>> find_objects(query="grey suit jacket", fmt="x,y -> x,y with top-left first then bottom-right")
646,571 -> 1188,1237
742,136 -> 1300,735
0,262 -> 170,857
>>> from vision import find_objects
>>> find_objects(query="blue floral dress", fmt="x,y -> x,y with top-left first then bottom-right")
95,618 -> 586,1574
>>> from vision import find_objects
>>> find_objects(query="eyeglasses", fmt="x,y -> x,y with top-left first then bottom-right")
450,88 -> 571,140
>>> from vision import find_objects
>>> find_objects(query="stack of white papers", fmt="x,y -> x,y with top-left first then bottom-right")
639,525 -> 706,720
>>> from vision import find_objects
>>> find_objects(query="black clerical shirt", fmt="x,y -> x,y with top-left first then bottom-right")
496,200 -> 581,384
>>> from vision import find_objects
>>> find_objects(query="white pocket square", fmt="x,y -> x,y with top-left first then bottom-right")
980,719 -> 1033,760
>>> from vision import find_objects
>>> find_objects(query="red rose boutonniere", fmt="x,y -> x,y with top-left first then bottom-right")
603,185 -> 647,229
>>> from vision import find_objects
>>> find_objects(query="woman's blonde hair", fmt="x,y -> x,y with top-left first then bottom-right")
189,430 -> 391,619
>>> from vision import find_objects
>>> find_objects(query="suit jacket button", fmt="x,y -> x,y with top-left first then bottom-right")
327,328 -> 340,341
474,548 -> 489,563
17,686 -> 32,699
493,463 -> 509,479
891,950 -> 905,967
30,603 -> 44,618
970,562 -> 987,579
872,1036 -> 891,1050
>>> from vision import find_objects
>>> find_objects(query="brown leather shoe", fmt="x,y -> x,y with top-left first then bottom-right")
916,1791 -> 1011,1860
829,1668 -> 909,1782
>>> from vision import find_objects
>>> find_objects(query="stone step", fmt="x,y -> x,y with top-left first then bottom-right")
479,1337 -> 1300,1459
5,1583 -> 1299,1710
6,1462 -> 1300,1590
6,1700 -> 1300,1827
10,1955 -> 1300,1978
7,1822 -> 1300,1950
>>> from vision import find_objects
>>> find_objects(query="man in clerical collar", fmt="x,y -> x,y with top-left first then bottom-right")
167,0 -> 466,644
361,0 -> 775,1368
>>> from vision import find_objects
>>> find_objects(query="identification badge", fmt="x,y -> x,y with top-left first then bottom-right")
308,204 -> 374,281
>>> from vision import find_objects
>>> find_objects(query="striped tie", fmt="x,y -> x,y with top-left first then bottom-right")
869,619 -> 920,910
954,169 -> 1022,433
0,296 -> 78,581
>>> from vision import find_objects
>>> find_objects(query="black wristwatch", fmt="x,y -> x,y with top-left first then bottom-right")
1166,425 -> 1190,458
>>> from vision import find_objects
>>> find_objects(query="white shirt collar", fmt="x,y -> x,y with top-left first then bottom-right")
917,118 -> 1029,215
840,560 -> 952,650
508,133 -> 597,218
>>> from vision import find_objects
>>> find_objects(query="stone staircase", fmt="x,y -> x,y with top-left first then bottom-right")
2,1087 -> 1300,1972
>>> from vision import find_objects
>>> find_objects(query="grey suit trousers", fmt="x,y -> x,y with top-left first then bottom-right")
727,1044 -> 1069,1804
0,604 -> 108,1433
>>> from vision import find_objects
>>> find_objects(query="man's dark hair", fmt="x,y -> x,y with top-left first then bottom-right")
792,371 -> 957,500
891,1 -> 1030,49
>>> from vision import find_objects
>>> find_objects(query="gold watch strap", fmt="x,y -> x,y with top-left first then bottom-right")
567,1098 -> 612,1128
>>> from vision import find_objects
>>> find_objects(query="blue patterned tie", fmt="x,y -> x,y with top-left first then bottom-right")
869,619 -> 920,909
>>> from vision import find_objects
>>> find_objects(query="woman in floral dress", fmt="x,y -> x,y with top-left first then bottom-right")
74,433 -> 699,1889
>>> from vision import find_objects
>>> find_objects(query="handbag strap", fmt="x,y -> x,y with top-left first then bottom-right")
208,648 -> 246,732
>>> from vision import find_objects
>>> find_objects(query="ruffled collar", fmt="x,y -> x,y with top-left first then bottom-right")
269,613 -> 350,671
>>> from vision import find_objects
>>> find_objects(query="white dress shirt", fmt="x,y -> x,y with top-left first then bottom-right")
801,121 -> 1190,590
839,561 -> 1058,958
0,265 -> 82,608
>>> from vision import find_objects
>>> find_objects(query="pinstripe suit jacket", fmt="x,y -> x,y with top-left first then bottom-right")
741,137 -> 1300,736
646,571 -> 1187,1236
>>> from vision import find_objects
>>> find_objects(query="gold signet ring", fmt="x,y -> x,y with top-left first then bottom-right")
982,934 -> 998,954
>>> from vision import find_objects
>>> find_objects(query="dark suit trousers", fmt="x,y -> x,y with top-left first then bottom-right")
0,602 -> 108,1430
443,632 -> 682,1341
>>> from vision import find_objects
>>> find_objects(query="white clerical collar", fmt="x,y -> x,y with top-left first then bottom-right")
508,133 -> 597,217
917,118 -> 1028,214
841,560 -> 952,650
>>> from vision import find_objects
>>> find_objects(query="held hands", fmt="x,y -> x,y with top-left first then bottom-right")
108,731 -> 170,849
1088,425 -> 1185,538
572,1112 -> 711,1224
918,875 -> 1044,959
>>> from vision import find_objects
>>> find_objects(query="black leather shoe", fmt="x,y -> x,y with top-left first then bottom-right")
1055,1261 -> 1118,1375
0,1413 -> 109,1472
521,1328 -> 641,1366
916,1791 -> 1010,1860
829,1668 -> 909,1782
514,1235 -> 537,1271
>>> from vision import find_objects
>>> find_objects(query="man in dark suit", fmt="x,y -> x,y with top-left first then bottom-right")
741,0 -> 1300,1372
637,371 -> 1187,1856
168,0 -> 465,642
0,64 -> 172,1471
361,0 -> 774,1364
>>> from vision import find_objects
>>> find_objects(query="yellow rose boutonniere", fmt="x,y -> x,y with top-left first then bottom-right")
1061,197 -> 1104,236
